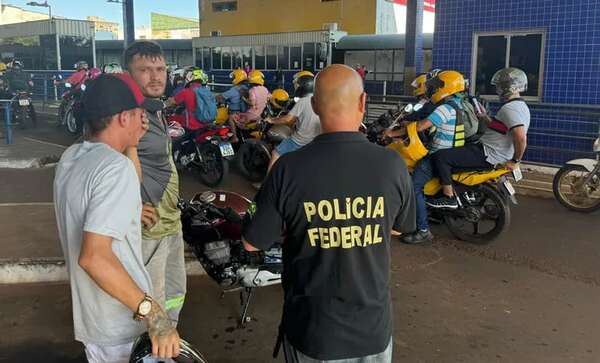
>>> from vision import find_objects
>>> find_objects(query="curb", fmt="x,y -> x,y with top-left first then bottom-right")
0,255 -> 206,284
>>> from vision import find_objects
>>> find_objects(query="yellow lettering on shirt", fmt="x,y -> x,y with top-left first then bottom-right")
318,201 -> 333,222
319,227 -> 330,248
363,225 -> 373,246
341,226 -> 353,249
373,224 -> 383,244
372,197 -> 385,218
351,225 -> 363,247
352,197 -> 365,218
304,202 -> 317,223
304,196 -> 387,250
307,228 -> 319,246
333,199 -> 346,220
329,227 -> 341,248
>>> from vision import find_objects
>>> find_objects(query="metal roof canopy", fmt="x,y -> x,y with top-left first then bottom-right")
0,19 -> 95,38
335,33 -> 434,50
192,30 -> 348,48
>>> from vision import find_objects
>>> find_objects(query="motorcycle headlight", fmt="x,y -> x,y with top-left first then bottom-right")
65,82 -> 72,88
80,84 -> 86,91
594,138 -> 600,153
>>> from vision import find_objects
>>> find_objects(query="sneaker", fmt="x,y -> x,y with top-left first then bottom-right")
427,196 -> 459,210
400,230 -> 434,244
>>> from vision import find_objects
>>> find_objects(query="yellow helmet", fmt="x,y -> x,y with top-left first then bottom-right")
0,62 -> 6,73
426,70 -> 466,104
411,73 -> 428,98
270,89 -> 290,109
229,68 -> 247,85
293,70 -> 314,81
247,70 -> 265,86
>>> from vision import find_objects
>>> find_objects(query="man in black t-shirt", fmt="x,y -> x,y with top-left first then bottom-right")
242,64 -> 416,362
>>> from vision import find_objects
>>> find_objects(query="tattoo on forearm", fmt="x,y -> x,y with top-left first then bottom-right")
146,303 -> 175,337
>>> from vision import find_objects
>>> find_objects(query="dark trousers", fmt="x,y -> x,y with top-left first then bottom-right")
432,143 -> 494,186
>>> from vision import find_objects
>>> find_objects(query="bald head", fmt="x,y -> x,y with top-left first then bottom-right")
311,64 -> 366,133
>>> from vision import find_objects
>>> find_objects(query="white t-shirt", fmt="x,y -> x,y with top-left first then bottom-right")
54,141 -> 152,346
480,99 -> 530,165
289,94 -> 321,146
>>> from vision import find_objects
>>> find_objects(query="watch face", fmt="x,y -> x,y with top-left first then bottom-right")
139,300 -> 152,316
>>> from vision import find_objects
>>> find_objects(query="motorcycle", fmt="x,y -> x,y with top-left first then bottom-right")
56,75 -> 86,135
10,90 -> 37,129
168,112 -> 235,187
553,137 -> 600,212
235,98 -> 293,182
179,190 -> 282,326
365,102 -> 425,145
391,109 -> 517,244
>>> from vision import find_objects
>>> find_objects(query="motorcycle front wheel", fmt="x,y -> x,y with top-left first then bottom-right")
444,184 -> 510,244
552,164 -> 600,213
236,140 -> 270,182
194,142 -> 228,187
65,102 -> 81,135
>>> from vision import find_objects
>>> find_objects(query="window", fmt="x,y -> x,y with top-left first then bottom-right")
266,45 -> 277,70
232,47 -> 242,69
472,31 -> 544,98
316,43 -> 328,70
303,43 -> 315,71
212,1 -> 237,12
290,46 -> 302,70
278,46 -> 290,70
241,46 -> 252,69
212,47 -> 222,69
221,46 -> 232,69
202,47 -> 211,70
254,46 -> 265,69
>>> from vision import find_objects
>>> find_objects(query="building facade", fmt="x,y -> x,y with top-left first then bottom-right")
433,0 -> 600,165
198,0 -> 435,36
0,4 -> 48,25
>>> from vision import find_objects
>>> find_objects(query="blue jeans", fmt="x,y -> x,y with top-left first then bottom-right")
276,137 -> 303,156
412,156 -> 434,231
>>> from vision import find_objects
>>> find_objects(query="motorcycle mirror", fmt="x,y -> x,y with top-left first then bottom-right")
413,103 -> 423,112
403,104 -> 414,113
198,191 -> 217,204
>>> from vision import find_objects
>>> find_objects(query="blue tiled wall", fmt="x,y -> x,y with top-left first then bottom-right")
433,0 -> 600,105
433,0 -> 600,165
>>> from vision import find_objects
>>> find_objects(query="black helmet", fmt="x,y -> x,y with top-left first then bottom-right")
129,333 -> 207,363
293,71 -> 315,98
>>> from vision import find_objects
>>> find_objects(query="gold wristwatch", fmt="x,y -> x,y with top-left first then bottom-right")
133,294 -> 153,321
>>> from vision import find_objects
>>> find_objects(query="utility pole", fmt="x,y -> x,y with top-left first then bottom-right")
123,0 -> 135,47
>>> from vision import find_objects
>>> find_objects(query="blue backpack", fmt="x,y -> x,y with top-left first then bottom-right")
193,86 -> 217,123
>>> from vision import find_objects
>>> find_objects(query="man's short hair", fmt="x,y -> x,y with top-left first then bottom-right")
123,40 -> 164,70
84,115 -> 113,139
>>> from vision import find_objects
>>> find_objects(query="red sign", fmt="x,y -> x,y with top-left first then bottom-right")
389,0 -> 436,13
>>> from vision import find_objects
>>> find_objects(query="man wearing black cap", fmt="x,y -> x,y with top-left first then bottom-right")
54,73 -> 180,363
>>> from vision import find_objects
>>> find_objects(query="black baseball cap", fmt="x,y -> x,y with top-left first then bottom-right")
80,73 -> 163,122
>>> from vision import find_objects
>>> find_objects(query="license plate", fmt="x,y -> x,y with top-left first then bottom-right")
512,166 -> 523,182
503,180 -> 516,195
219,142 -> 235,157
18,99 -> 30,106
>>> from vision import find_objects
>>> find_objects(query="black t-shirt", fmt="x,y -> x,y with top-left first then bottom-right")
243,132 -> 416,360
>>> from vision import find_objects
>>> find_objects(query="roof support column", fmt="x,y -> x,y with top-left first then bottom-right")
404,0 -> 424,95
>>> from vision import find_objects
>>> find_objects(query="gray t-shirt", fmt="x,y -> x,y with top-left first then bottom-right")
289,95 -> 321,146
54,141 -> 152,346
480,99 -> 530,165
